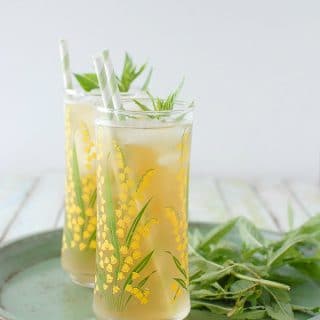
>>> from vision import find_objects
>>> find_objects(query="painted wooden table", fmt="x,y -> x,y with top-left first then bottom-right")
1,171 -> 320,246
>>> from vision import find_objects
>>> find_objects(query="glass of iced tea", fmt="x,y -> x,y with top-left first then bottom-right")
93,99 -> 194,320
61,89 -> 100,287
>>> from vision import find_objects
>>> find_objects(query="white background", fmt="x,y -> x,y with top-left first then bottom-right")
1,0 -> 320,180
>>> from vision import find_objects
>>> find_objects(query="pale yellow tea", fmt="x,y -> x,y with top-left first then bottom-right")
93,109 -> 193,320
61,97 -> 98,286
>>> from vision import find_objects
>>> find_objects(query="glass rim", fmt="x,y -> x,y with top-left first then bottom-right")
97,99 -> 194,117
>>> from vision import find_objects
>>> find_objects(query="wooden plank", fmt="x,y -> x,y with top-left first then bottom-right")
218,179 -> 278,231
0,176 -> 39,243
287,181 -> 320,216
3,172 -> 64,242
255,180 -> 310,232
189,176 -> 231,223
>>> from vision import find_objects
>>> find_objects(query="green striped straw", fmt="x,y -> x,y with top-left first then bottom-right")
101,50 -> 123,111
59,40 -> 73,89
93,55 -> 112,109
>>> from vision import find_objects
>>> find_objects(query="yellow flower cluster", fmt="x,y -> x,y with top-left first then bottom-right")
165,130 -> 191,299
62,108 -> 97,252
165,208 -> 188,262
95,139 -> 157,306
125,284 -> 150,304
80,121 -> 96,171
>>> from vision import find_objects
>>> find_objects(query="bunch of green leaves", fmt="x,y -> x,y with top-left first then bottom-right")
73,52 -> 152,92
189,215 -> 320,320
117,53 -> 151,92
133,80 -> 185,112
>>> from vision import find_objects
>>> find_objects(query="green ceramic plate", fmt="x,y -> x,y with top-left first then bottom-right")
0,224 -> 319,320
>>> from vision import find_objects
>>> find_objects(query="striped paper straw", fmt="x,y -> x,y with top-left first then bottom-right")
101,50 -> 123,110
93,55 -> 112,109
59,40 -> 73,89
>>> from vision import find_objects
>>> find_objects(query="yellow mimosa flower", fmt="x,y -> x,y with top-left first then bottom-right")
117,272 -> 124,280
85,208 -> 94,216
106,275 -> 113,283
112,286 -> 120,294
120,245 -> 128,255
82,194 -> 89,203
119,193 -> 128,202
73,233 -> 80,242
89,216 -> 97,224
125,284 -> 133,292
117,219 -> 125,228
106,264 -> 113,273
123,216 -> 131,225
116,228 -> 125,239
141,297 -> 148,304
132,287 -> 139,295
77,217 -> 85,225
89,240 -> 96,249
136,291 -> 143,300
119,173 -> 126,182
110,255 -> 118,265
83,231 -> 90,239
132,251 -> 141,260
131,241 -> 139,250
128,206 -> 136,216
144,289 -> 150,297
121,264 -> 130,273
74,206 -> 81,214
87,224 -> 95,232
125,256 -> 134,265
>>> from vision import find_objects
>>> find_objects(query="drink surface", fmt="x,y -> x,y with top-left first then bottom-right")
94,120 -> 192,320
61,102 -> 97,285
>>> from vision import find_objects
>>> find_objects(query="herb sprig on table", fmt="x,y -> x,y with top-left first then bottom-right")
74,52 -> 152,92
189,215 -> 320,320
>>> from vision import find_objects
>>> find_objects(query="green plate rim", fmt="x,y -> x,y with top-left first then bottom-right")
0,224 -> 318,320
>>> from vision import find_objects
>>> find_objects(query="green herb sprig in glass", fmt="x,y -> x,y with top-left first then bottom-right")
132,79 -> 194,119
74,52 -> 152,93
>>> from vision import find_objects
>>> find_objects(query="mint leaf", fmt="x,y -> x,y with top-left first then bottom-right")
142,68 -> 153,91
74,73 -> 98,92
118,53 -> 147,92
188,214 -> 320,319
238,217 -> 265,250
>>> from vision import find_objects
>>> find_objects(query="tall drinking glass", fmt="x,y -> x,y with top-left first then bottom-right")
61,90 -> 100,287
93,100 -> 194,320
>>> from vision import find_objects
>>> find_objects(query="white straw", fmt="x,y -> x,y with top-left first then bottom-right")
59,40 -> 73,89
93,55 -> 112,109
101,50 -> 123,110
